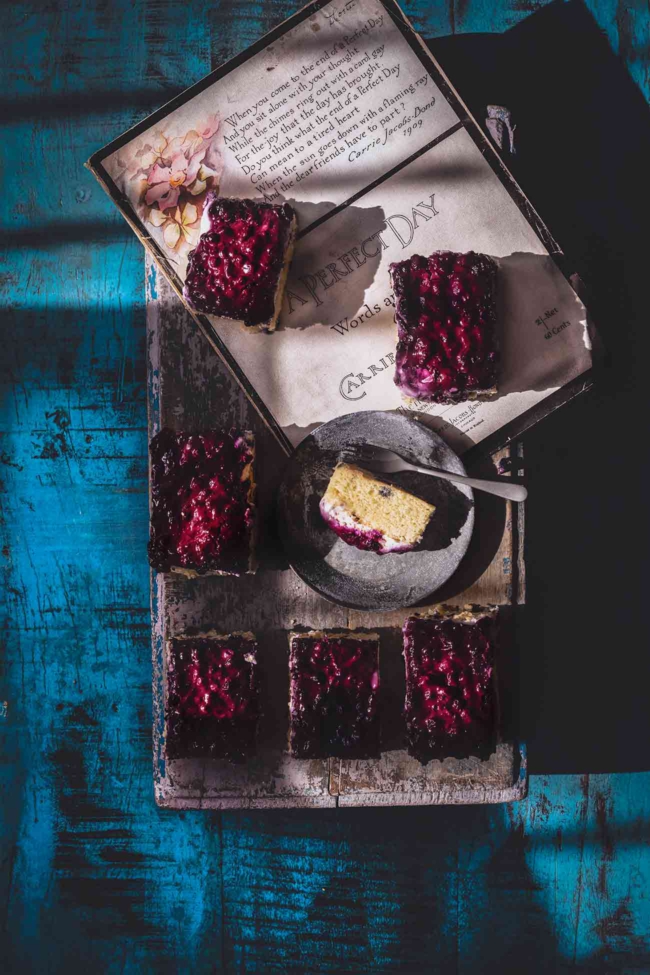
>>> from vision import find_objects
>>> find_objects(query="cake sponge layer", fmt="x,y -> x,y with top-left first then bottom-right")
320,463 -> 436,554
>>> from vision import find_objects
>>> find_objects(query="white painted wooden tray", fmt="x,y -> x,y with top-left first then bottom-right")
147,257 -> 528,808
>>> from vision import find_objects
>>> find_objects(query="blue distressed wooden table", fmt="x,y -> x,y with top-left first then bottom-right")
2,0 -> 650,971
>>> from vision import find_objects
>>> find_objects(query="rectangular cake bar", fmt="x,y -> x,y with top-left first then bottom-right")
288,631 -> 380,760
320,463 -> 436,554
148,427 -> 256,576
390,251 -> 499,404
166,632 -> 259,763
403,607 -> 498,763
183,194 -> 297,332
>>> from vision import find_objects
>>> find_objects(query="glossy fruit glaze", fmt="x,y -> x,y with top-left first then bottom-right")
183,195 -> 295,327
166,636 -> 259,762
289,635 -> 380,759
148,427 -> 254,575
403,613 -> 496,762
391,251 -> 498,402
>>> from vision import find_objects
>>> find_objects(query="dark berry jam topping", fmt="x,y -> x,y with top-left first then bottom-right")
166,636 -> 259,762
148,427 -> 254,575
391,251 -> 499,402
183,195 -> 295,327
403,614 -> 497,763
289,635 -> 380,759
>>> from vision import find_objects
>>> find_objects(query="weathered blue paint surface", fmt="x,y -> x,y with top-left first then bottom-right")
2,0 -> 650,971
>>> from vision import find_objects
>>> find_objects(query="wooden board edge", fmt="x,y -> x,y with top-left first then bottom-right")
336,743 -> 528,806
154,794 -> 339,810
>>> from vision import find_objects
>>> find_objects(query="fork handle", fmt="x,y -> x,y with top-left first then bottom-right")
411,465 -> 528,502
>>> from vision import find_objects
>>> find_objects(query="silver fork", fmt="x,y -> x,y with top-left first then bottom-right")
350,445 -> 527,502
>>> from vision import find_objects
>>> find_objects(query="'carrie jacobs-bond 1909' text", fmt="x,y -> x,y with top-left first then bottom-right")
285,192 -> 440,317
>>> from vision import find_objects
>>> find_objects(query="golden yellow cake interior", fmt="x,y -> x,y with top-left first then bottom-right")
319,463 -> 436,554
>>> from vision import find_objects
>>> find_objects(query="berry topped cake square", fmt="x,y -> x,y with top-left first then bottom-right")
289,631 -> 380,760
391,251 -> 499,403
183,194 -> 297,331
166,633 -> 259,763
403,608 -> 498,763
148,428 -> 256,576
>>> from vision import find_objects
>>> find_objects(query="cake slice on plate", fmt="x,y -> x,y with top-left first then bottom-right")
183,194 -> 297,332
288,631 -> 380,759
390,251 -> 499,403
403,607 -> 498,763
319,462 -> 436,554
166,632 -> 260,763
148,427 -> 256,576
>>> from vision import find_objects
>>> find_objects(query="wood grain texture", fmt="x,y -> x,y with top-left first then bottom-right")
1,0 -> 649,970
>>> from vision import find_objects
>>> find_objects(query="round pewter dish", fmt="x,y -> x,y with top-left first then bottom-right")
277,411 -> 475,611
